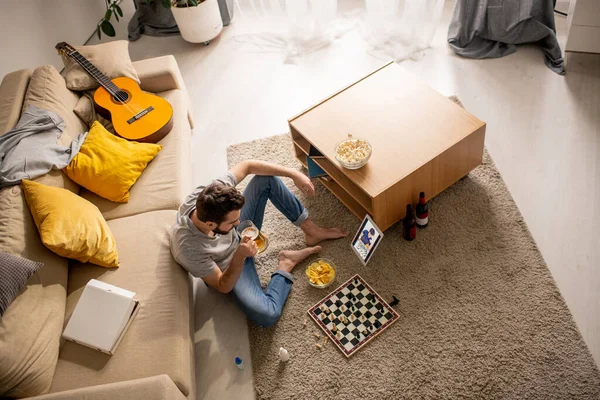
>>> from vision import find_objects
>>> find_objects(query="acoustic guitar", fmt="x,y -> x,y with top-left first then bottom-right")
56,42 -> 173,144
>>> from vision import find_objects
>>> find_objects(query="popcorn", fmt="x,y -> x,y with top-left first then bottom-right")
335,135 -> 371,166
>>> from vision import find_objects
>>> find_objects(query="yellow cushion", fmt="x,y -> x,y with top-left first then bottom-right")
21,180 -> 119,268
64,121 -> 162,203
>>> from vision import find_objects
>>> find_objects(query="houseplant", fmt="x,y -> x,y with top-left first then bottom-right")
97,0 -> 124,39
162,0 -> 223,44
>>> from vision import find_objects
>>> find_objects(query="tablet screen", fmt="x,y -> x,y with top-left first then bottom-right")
351,215 -> 384,265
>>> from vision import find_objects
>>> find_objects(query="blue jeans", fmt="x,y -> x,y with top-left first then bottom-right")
231,175 -> 308,327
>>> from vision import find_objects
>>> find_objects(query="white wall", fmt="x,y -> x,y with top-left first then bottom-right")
0,0 -> 134,79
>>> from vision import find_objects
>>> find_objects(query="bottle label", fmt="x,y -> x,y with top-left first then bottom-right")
416,215 -> 428,226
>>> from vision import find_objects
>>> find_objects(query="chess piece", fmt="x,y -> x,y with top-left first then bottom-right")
416,192 -> 429,228
279,347 -> 290,362
402,204 -> 417,241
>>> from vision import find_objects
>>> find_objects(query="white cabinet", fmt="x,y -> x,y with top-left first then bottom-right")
565,0 -> 600,54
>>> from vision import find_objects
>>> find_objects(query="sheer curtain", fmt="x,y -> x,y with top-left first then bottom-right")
362,0 -> 445,61
233,0 -> 343,63
233,0 -> 445,63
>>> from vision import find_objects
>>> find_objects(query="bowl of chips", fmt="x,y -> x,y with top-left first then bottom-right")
334,133 -> 372,170
305,258 -> 336,289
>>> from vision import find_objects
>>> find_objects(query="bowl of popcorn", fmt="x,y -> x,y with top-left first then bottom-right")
334,133 -> 372,169
305,258 -> 336,289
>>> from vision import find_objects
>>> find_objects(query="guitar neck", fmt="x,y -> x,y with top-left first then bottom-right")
67,51 -> 120,95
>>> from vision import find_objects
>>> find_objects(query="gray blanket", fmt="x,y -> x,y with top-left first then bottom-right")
0,105 -> 87,188
128,0 -> 180,42
448,0 -> 565,74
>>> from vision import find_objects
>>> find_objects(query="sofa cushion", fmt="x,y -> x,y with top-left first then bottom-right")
0,69 -> 31,135
22,65 -> 87,193
61,41 -> 140,92
50,210 -> 193,398
0,185 -> 68,398
80,89 -> 192,220
23,65 -> 88,148
0,251 -> 44,317
64,121 -> 162,203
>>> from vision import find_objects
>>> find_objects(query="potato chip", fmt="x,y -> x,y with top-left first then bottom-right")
306,259 -> 335,286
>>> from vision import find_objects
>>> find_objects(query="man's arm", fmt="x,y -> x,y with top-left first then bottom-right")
202,236 -> 257,293
229,160 -> 315,196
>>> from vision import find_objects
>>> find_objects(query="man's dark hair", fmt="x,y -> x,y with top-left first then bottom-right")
196,182 -> 245,224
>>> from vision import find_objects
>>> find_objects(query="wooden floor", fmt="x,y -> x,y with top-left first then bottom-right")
108,0 -> 600,393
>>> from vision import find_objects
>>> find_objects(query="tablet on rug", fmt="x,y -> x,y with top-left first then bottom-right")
351,215 -> 383,265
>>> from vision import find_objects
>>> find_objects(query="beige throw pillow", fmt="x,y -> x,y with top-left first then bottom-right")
73,93 -> 115,134
61,40 -> 140,92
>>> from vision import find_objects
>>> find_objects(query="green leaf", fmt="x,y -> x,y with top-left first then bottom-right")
189,0 -> 198,6
104,9 -> 112,21
161,0 -> 172,8
101,20 -> 116,37
115,4 -> 123,17
97,26 -> 102,40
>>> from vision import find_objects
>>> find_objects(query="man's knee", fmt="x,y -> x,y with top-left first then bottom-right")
253,306 -> 282,328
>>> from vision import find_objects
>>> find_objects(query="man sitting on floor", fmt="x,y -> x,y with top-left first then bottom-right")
170,160 -> 348,327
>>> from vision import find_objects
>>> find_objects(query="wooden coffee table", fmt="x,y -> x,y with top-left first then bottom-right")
288,61 -> 486,231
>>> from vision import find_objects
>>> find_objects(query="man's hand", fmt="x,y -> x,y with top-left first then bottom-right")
292,172 -> 315,196
236,236 -> 258,258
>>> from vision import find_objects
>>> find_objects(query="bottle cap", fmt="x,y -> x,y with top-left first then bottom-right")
235,357 -> 242,365
420,192 -> 425,197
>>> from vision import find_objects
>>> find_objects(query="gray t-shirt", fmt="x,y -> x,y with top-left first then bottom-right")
169,173 -> 240,278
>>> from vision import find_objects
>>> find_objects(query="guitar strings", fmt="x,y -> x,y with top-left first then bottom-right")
71,53 -> 144,116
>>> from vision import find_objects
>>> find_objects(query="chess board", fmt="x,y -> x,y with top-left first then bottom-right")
307,274 -> 399,358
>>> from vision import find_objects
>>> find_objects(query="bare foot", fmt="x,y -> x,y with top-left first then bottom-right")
301,220 -> 349,246
278,246 -> 322,273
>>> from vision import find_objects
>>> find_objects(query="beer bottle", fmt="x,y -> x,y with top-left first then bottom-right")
415,192 -> 429,228
403,204 -> 417,241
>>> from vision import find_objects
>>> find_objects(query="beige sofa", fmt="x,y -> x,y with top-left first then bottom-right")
0,56 -> 196,400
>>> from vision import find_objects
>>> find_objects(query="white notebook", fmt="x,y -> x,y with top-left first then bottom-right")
63,279 -> 140,355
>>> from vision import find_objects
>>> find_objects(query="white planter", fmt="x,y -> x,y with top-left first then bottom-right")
171,0 -> 223,44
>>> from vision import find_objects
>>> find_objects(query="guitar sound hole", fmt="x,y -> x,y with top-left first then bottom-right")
113,90 -> 129,102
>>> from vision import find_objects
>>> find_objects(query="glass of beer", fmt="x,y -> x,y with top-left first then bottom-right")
237,220 -> 269,254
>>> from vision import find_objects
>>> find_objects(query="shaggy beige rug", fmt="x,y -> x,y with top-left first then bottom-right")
227,132 -> 600,399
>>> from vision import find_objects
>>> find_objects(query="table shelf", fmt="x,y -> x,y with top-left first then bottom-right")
318,178 -> 369,220
292,131 -> 374,214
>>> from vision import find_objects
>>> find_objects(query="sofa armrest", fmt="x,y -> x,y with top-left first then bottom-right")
132,55 -> 194,129
28,375 -> 188,400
